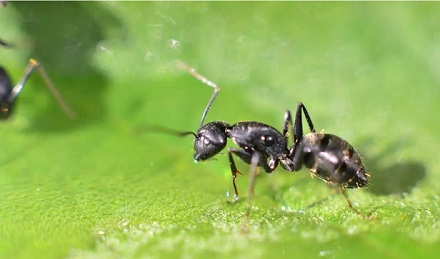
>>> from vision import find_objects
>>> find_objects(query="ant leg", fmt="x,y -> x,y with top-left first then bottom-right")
282,110 -> 293,139
229,148 -> 271,171
9,58 -> 76,119
242,152 -> 260,233
227,148 -> 243,202
293,102 -> 316,142
228,148 -> 271,202
293,103 -> 304,143
284,109 -> 301,164
288,102 -> 316,161
175,60 -> 220,129
228,148 -> 241,202
340,187 -> 369,219
298,102 -> 315,133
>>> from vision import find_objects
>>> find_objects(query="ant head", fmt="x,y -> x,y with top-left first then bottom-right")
194,121 -> 230,162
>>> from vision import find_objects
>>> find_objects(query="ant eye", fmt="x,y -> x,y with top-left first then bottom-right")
202,137 -> 210,146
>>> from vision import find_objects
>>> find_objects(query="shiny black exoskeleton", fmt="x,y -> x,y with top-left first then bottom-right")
175,60 -> 370,216
296,132 -> 369,189
0,58 -> 75,119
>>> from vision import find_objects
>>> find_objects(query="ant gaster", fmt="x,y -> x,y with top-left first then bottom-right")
174,60 -> 370,218
0,58 -> 76,119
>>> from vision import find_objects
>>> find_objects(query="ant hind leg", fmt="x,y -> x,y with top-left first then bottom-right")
340,187 -> 371,219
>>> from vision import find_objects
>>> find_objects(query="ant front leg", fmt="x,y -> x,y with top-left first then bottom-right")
227,148 -> 271,202
227,148 -> 245,202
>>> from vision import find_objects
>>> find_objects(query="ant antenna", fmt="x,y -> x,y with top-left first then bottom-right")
9,58 -> 76,119
135,124 -> 196,138
175,60 -> 220,129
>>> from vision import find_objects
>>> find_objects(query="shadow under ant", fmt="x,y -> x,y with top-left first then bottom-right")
264,135 -> 426,215
299,136 -> 427,207
358,137 -> 426,196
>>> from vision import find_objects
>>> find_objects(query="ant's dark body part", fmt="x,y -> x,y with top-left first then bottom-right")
175,60 -> 370,218
0,58 -> 76,119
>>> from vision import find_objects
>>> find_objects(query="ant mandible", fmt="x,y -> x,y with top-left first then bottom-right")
174,60 -> 370,218
0,58 -> 76,119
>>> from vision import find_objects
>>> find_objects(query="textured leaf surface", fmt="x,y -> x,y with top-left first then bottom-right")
1,2 -> 439,258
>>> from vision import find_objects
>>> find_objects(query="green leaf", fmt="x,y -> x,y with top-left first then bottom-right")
1,2 -> 439,258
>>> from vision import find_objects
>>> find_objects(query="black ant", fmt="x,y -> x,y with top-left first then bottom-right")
160,61 -> 370,221
0,58 -> 76,119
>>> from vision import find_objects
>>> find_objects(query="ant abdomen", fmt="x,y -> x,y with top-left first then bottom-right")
297,133 -> 369,189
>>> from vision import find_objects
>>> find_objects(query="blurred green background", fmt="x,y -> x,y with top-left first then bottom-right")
1,2 -> 439,258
